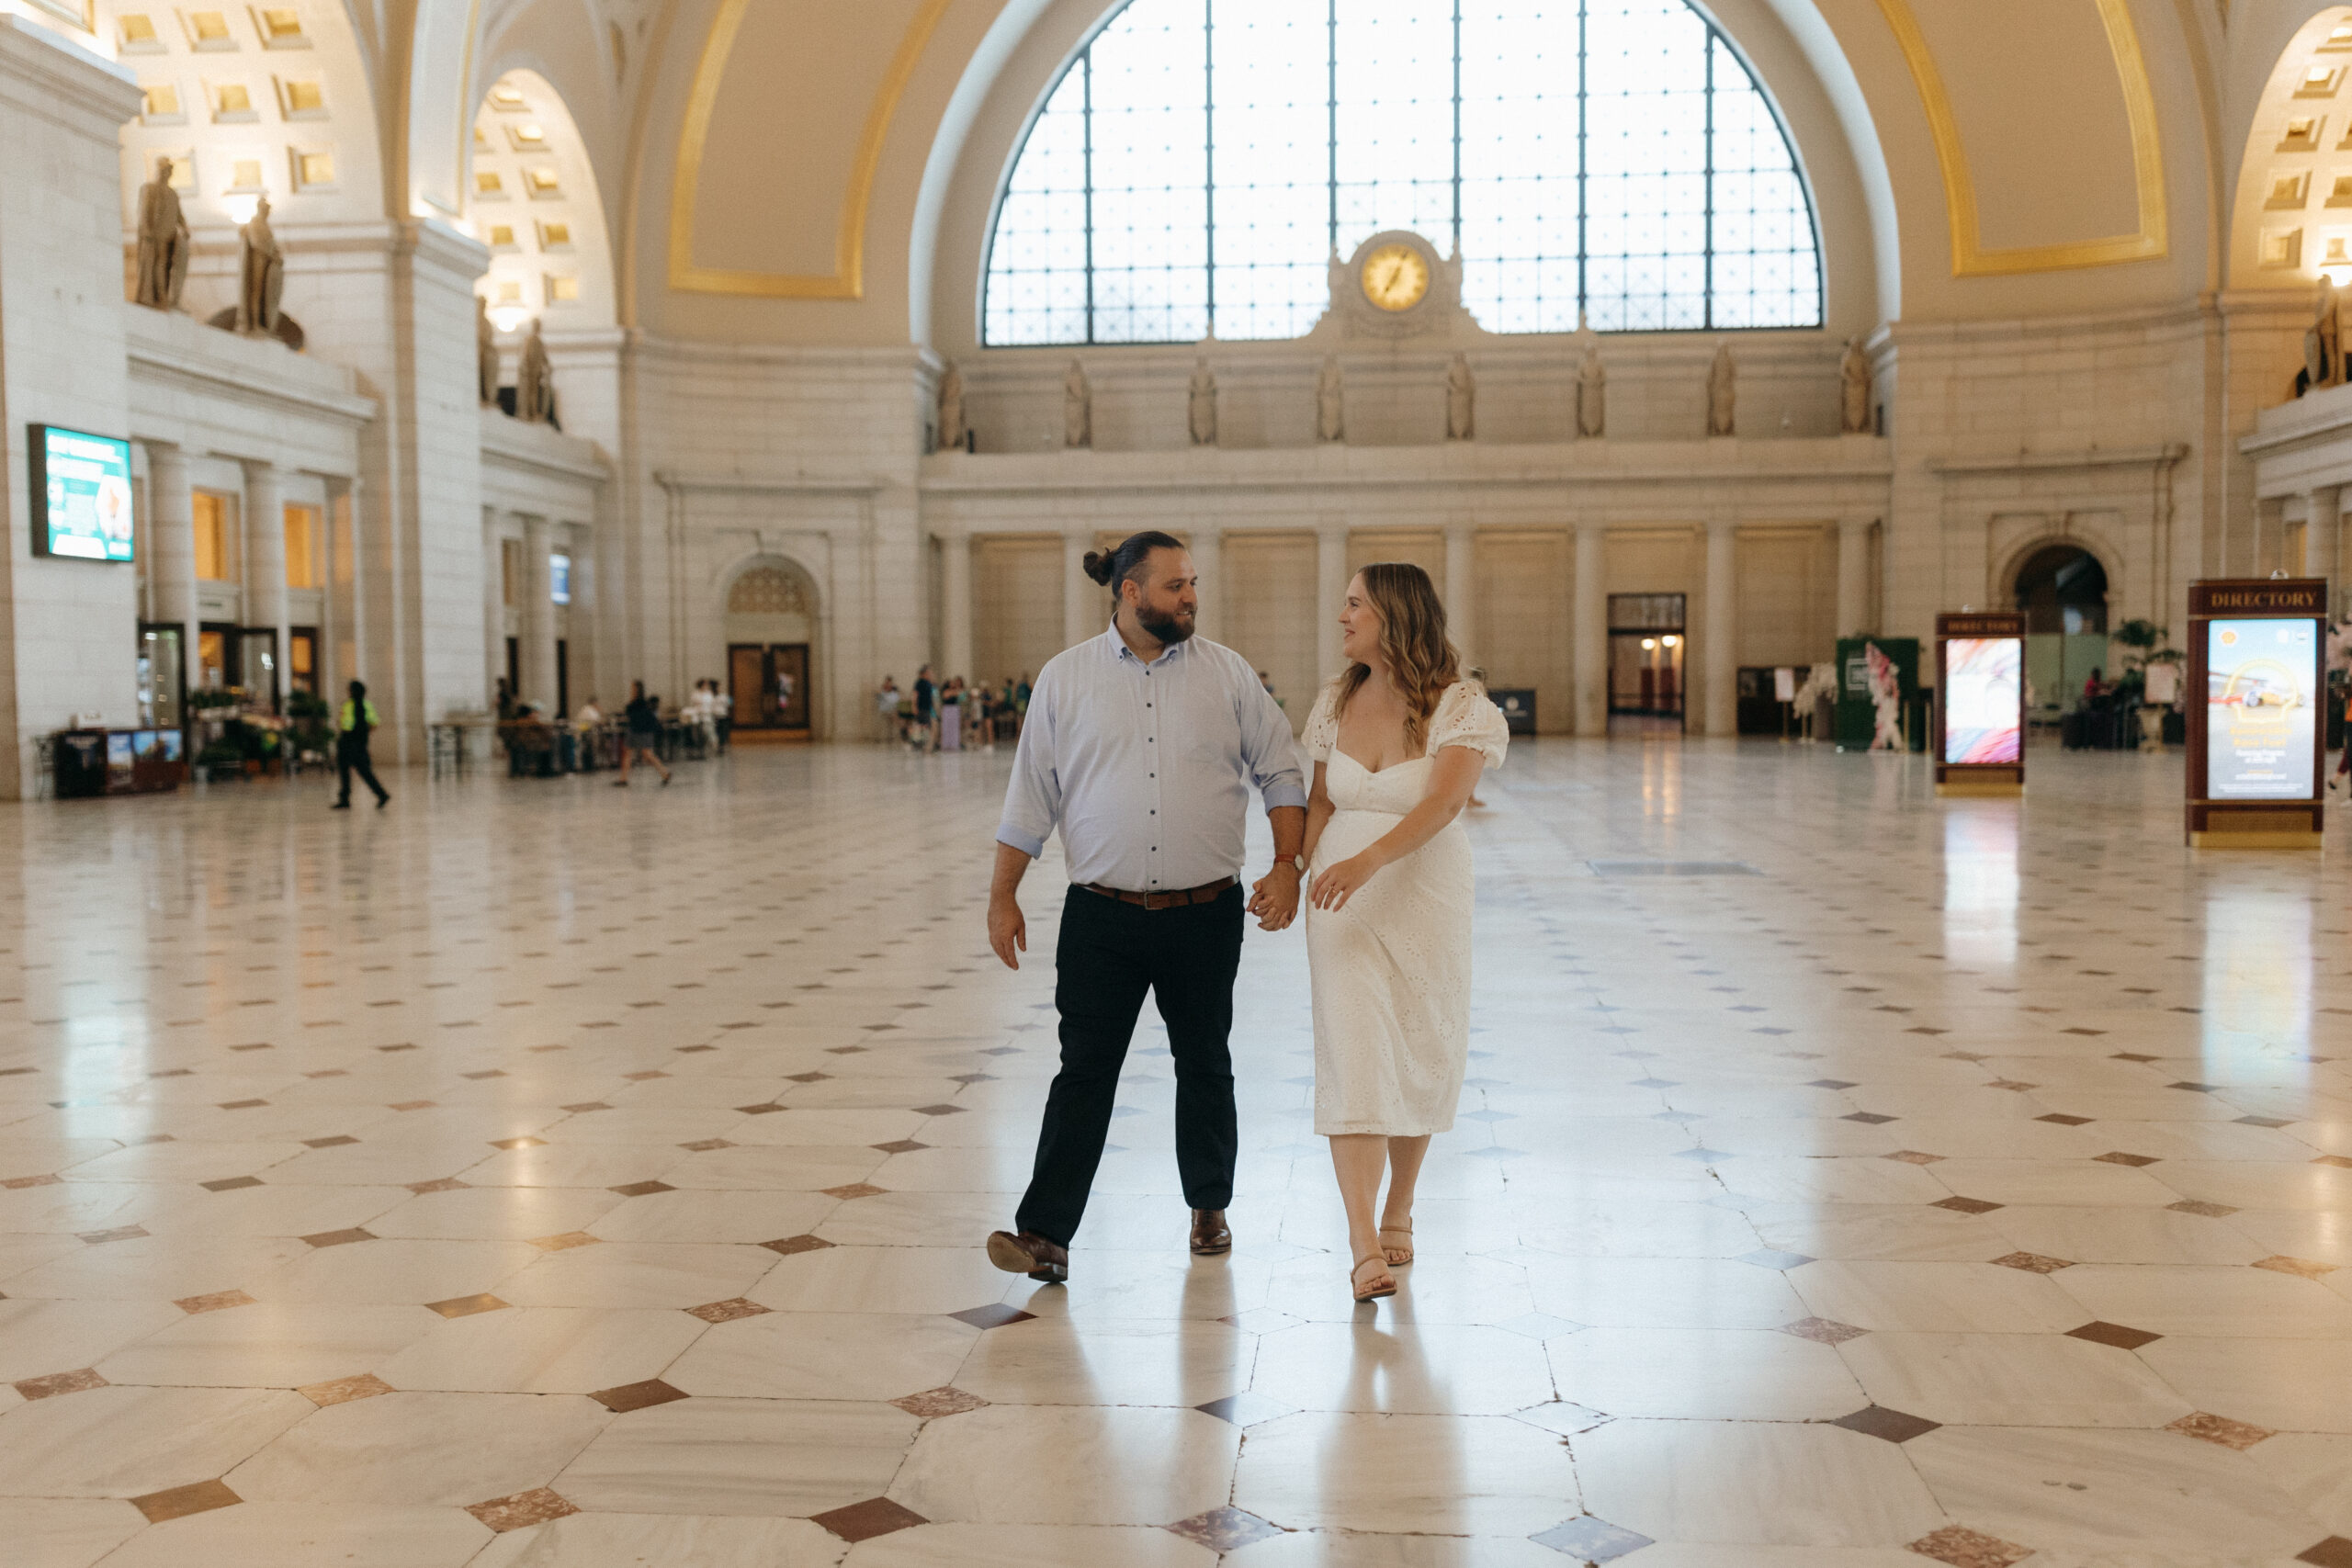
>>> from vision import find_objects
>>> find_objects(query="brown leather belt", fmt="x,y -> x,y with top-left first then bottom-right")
1080,876 -> 1237,911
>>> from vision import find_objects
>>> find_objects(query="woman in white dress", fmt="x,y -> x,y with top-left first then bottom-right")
1301,563 -> 1509,1303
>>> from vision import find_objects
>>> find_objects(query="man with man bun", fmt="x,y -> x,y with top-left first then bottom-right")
984,530 -> 1307,1282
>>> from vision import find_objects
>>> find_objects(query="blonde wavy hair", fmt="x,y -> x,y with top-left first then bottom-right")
1333,561 -> 1465,753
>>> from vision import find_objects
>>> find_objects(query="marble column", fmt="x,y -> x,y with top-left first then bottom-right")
1836,516 -> 1874,637
241,458 -> 288,710
939,530 -> 973,681
1317,526 -> 1351,679
2305,487 -> 2342,614
1445,524 -> 1476,663
144,442 -> 200,708
329,477 -> 365,703
1703,518 -> 1738,738
1575,521 -> 1607,737
482,513 -> 506,703
522,514 -> 557,710
1190,526 -> 1222,645
1064,532 -> 1100,649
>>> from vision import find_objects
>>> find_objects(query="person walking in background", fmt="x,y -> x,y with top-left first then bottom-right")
332,679 -> 390,809
616,681 -> 671,787
913,665 -> 937,751
2335,682 -> 2351,792
713,681 -> 733,752
939,677 -> 965,751
876,676 -> 901,743
1298,564 -> 1507,1303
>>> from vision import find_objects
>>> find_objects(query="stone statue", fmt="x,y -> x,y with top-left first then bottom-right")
1576,317 -> 1606,439
1839,336 -> 1873,434
1317,355 -> 1345,443
476,297 -> 500,406
1063,358 -> 1091,448
1187,357 -> 1217,446
517,318 -> 555,425
936,360 -> 967,452
133,155 -> 190,311
236,196 -> 285,336
2310,278 -> 2341,391
1444,352 -> 1476,441
1707,341 -> 1736,437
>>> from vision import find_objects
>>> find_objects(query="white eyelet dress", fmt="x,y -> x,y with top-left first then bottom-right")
1303,680 -> 1509,1137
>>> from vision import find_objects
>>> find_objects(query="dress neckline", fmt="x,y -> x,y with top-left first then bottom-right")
1332,747 -> 1429,778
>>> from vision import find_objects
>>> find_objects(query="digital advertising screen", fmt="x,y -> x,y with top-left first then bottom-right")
1941,637 -> 2023,765
2204,617 -> 2320,800
28,425 -> 135,562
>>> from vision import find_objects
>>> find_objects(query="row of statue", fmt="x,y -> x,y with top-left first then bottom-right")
133,155 -> 288,341
936,335 -> 1874,449
477,299 -> 558,424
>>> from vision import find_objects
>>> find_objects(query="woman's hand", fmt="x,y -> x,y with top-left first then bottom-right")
1310,853 -> 1379,912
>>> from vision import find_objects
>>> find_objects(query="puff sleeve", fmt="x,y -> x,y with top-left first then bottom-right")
1427,682 -> 1509,770
1301,682 -> 1343,763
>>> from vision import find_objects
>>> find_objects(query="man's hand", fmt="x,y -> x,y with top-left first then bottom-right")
988,893 -> 1027,970
987,840 -> 1035,971
1248,863 -> 1302,931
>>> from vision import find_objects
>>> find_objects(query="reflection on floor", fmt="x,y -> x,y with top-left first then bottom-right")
1,738 -> 2347,1566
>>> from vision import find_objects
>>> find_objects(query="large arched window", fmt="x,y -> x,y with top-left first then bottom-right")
983,0 -> 1823,344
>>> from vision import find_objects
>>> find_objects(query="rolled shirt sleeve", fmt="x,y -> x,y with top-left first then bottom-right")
1239,676 -> 1308,813
995,675 -> 1058,858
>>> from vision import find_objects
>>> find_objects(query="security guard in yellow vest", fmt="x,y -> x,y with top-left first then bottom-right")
333,679 -> 390,809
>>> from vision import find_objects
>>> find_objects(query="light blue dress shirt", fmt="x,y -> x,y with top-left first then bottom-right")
997,628 -> 1308,891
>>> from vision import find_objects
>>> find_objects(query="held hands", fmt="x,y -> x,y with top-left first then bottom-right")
1248,863 -> 1301,931
988,895 -> 1027,971
1309,853 -> 1379,912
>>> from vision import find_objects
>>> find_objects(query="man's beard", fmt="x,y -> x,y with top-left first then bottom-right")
1136,604 -> 1195,644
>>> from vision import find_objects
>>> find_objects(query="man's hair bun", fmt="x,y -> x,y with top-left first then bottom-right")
1082,549 -> 1117,586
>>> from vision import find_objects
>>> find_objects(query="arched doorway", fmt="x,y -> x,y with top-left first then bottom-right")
724,560 -> 817,739
2012,544 -> 2109,716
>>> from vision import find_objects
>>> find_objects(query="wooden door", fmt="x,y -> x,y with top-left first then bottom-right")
729,646 -> 771,726
775,645 -> 810,730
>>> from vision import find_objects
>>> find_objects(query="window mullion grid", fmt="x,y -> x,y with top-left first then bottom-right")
1575,0 -> 1588,322
1702,28 -> 1716,332
1204,0 -> 1216,339
1451,0 -> 1463,257
1083,51 -> 1096,345
1327,0 -> 1338,259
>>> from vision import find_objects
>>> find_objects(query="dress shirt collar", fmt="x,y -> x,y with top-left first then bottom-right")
1106,623 -> 1190,669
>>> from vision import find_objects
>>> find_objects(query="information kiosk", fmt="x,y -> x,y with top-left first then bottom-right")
1935,612 -> 2026,795
2186,578 -> 2327,848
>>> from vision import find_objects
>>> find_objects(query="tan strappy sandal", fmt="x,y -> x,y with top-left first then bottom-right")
1379,1222 -> 1414,1268
1351,1253 -> 1397,1302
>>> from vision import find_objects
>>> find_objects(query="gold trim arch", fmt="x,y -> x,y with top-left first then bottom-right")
667,0 -> 956,299
1874,0 -> 2167,276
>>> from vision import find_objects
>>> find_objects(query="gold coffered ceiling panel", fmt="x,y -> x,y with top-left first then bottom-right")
1876,0 -> 2166,276
668,0 -> 954,299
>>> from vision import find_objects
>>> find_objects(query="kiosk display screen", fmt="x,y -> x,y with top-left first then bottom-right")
29,425 -> 134,561
2204,617 -> 2319,799
1941,637 -> 2022,765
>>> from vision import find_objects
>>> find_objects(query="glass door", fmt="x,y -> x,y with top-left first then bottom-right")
137,626 -> 184,729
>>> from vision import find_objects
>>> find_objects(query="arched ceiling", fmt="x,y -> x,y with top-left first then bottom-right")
64,0 -> 2350,343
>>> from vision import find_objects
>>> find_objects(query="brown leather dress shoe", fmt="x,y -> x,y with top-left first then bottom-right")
1189,1208 -> 1232,1257
986,1229 -> 1069,1283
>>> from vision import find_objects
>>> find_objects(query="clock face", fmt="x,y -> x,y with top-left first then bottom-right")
1360,243 -> 1430,311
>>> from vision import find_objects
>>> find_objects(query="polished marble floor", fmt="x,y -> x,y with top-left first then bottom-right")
2,736 -> 2348,1567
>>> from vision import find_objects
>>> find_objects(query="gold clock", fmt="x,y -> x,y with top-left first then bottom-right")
1360,243 -> 1430,311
